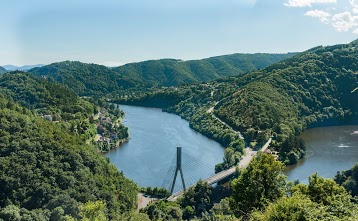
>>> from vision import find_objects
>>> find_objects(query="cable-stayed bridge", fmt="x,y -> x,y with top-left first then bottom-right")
162,138 -> 272,201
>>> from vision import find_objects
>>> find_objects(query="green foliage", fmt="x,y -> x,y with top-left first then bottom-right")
252,174 -> 358,221
28,54 -> 294,97
0,204 -> 49,221
0,72 -> 93,114
0,72 -> 97,138
215,147 -> 242,173
230,154 -> 286,217
180,180 -> 213,219
113,53 -> 296,87
250,194 -> 331,221
0,95 -> 138,219
78,201 -> 107,221
141,186 -> 170,198
206,198 -> 237,221
335,163 -> 358,196
142,200 -> 183,221
29,61 -> 143,96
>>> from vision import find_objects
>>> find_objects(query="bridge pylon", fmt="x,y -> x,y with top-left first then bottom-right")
170,147 -> 186,195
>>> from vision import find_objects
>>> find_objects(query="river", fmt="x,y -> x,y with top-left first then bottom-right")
105,105 -> 358,189
284,125 -> 358,183
105,105 -> 224,192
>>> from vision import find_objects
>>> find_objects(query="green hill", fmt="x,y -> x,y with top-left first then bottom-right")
28,53 -> 295,97
113,53 -> 296,87
0,94 -> 138,219
29,61 -> 143,96
120,40 -> 358,165
0,66 -> 7,74
0,71 -> 96,125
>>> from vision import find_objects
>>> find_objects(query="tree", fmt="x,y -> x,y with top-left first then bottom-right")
79,201 -> 107,221
252,174 -> 358,221
180,180 -> 213,218
250,193 -> 328,221
292,173 -> 356,218
230,153 -> 286,217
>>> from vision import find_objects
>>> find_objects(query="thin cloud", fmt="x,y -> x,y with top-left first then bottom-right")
284,0 -> 336,7
351,0 -> 358,13
332,11 -> 358,32
305,9 -> 331,23
286,0 -> 358,34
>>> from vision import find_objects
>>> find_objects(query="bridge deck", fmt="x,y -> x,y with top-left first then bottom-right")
167,138 -> 272,201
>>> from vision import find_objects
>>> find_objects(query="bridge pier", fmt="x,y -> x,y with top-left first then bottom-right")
170,147 -> 186,195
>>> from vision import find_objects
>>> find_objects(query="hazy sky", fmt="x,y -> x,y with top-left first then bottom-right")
1,0 -> 357,66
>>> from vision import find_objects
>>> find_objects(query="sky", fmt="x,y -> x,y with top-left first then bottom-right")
0,0 -> 357,67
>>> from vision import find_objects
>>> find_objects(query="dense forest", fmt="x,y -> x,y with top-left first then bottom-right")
0,72 -> 132,151
0,95 -> 141,220
113,53 -> 296,87
28,53 -> 294,97
0,72 -> 95,118
29,61 -> 143,96
335,163 -> 358,197
0,72 -> 99,141
120,39 -> 358,165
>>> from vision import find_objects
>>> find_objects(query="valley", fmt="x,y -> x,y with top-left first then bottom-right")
1,40 -> 358,220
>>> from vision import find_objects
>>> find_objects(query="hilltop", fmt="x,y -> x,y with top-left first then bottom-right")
28,53 -> 295,96
113,53 -> 296,87
29,61 -> 143,96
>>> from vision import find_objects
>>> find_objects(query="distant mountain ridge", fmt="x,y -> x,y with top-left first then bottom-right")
113,53 -> 297,87
29,52 -> 296,96
3,64 -> 45,71
0,66 -> 7,74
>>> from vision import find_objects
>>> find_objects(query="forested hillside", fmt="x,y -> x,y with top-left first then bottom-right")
0,66 -> 7,74
119,40 -> 358,165
28,54 -> 295,97
0,72 -> 94,117
113,53 -> 296,87
29,61 -> 143,96
0,72 -> 100,140
0,95 -> 139,220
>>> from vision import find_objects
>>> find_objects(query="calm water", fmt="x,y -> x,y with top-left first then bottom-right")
284,125 -> 358,183
105,105 -> 224,192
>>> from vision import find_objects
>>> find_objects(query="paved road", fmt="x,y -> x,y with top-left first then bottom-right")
168,138 -> 272,201
207,101 -> 244,139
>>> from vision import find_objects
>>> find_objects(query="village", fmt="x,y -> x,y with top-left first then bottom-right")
93,105 -> 129,152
